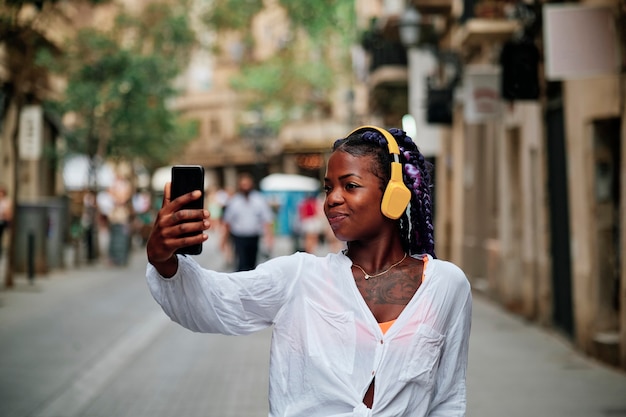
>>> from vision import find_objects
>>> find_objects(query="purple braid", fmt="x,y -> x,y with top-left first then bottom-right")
333,127 -> 436,257
389,128 -> 436,257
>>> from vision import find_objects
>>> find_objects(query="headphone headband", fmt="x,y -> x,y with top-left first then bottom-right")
348,125 -> 401,156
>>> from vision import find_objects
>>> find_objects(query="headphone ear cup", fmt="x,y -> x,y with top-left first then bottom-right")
381,180 -> 411,219
347,125 -> 412,219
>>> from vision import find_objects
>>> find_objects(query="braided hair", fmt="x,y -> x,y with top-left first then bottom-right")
332,127 -> 436,257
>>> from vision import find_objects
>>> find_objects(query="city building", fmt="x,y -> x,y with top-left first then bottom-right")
355,0 -> 625,369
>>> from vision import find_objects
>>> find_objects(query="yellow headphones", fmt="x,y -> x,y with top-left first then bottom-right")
347,125 -> 412,220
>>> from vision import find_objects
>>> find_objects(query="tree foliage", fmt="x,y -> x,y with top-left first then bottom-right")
203,0 -> 356,130
43,2 -> 197,171
207,0 -> 263,30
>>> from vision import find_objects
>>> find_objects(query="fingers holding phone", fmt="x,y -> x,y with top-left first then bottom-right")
147,166 -> 209,268
168,188 -> 205,222
169,165 -> 208,255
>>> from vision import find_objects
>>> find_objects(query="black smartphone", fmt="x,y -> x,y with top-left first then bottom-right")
171,165 -> 205,255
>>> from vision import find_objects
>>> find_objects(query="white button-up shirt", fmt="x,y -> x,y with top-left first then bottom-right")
147,251 -> 472,417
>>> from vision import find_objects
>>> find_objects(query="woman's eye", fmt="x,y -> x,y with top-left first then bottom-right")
345,183 -> 359,190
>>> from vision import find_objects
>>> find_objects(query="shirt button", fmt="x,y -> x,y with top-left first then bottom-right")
380,339 -> 384,344
372,370 -> 375,376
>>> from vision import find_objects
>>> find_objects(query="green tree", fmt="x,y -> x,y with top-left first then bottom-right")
46,1 -> 198,173
203,0 -> 356,133
41,1 -> 198,266
1,1 -> 198,286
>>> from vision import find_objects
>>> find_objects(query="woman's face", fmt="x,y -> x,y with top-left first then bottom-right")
324,151 -> 387,242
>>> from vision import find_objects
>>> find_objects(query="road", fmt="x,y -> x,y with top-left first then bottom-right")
1,235 -> 625,417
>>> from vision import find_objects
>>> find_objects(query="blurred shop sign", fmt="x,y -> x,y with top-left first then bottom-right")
62,154 -> 115,191
463,65 -> 502,124
543,4 -> 620,80
19,105 -> 43,160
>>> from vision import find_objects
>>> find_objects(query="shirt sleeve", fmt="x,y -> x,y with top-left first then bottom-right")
146,254 -> 301,335
427,281 -> 472,416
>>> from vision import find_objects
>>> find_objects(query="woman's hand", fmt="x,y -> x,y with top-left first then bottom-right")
146,182 -> 210,277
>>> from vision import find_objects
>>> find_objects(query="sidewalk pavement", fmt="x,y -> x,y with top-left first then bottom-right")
468,292 -> 626,417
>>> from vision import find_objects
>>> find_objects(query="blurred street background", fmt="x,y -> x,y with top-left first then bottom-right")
1,236 -> 626,417
2,0 -> 626,415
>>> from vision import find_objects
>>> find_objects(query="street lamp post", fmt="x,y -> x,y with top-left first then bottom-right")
398,7 -> 441,157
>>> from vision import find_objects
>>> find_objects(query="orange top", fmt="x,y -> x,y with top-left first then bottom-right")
379,319 -> 395,334
378,255 -> 428,334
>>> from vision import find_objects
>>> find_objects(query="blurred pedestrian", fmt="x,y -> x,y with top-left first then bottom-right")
132,188 -> 153,246
206,186 -> 225,232
0,184 -> 13,259
108,173 -> 133,266
297,192 -> 322,253
146,126 -> 472,416
81,190 -> 98,262
221,173 -> 274,271
212,186 -> 233,262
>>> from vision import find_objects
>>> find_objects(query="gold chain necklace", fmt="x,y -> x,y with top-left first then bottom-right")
352,253 -> 407,280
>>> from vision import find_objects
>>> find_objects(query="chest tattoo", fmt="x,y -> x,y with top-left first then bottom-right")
356,268 -> 421,306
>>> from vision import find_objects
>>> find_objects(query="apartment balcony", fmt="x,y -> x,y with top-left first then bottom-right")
452,0 -> 522,49
410,0 -> 454,15
452,18 -> 520,49
360,15 -> 409,119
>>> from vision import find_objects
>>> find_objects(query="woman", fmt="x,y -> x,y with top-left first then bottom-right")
146,126 -> 472,416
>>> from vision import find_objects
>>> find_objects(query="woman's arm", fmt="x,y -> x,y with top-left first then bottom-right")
147,254 -> 300,335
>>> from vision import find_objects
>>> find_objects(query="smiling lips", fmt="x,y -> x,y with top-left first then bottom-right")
326,212 -> 347,229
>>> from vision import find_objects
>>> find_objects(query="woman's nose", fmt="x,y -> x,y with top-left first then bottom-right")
325,189 -> 342,207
